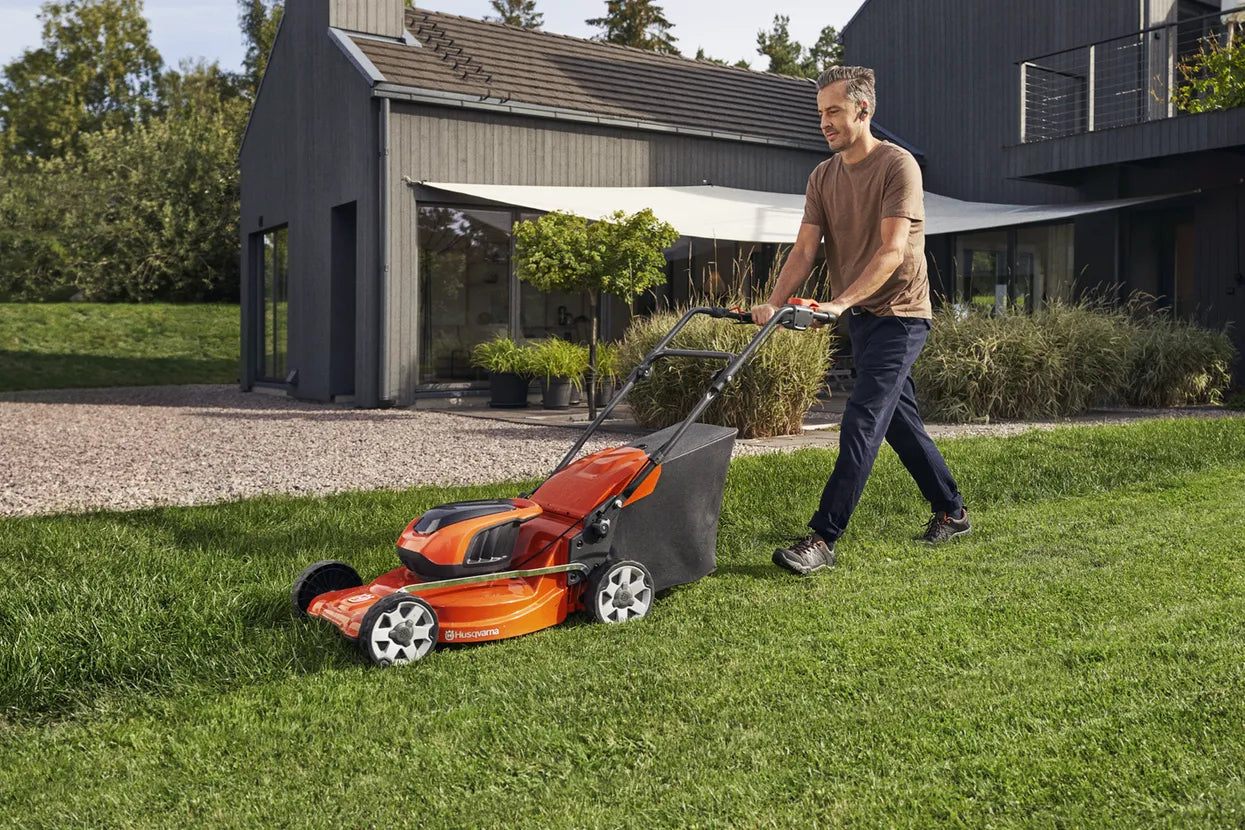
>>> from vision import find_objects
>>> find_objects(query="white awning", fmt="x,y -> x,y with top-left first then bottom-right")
420,182 -> 1181,242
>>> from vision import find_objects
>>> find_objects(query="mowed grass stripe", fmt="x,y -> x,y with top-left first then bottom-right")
2,419 -> 1244,723
1,449 -> 1242,826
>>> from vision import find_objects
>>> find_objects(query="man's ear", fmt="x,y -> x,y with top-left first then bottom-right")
857,104 -> 869,122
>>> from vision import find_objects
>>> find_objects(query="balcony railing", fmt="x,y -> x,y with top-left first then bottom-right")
1018,9 -> 1239,143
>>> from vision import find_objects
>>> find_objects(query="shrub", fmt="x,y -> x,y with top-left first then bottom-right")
619,308 -> 835,438
1174,37 -> 1245,114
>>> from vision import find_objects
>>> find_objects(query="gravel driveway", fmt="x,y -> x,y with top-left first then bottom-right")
2,385 -> 1239,517
0,386 -> 646,517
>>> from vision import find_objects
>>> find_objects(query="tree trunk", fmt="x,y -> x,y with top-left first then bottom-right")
587,290 -> 598,420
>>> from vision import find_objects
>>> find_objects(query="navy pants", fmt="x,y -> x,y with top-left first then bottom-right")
809,311 -> 963,542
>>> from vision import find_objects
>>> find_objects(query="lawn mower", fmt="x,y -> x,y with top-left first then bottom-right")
292,299 -> 835,666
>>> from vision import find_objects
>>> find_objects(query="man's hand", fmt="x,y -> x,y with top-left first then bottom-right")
750,303 -> 778,325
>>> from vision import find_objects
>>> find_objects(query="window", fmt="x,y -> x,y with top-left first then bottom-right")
954,224 -> 1075,312
418,206 -> 512,383
956,231 -> 1009,311
255,226 -> 289,382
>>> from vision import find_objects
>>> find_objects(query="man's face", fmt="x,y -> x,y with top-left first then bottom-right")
817,81 -> 867,153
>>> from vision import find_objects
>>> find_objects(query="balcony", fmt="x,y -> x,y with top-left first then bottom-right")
1005,8 -> 1245,182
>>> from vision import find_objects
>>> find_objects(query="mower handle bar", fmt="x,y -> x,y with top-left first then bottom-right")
548,302 -> 837,477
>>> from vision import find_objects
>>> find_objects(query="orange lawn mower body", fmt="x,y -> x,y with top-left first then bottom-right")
292,300 -> 835,666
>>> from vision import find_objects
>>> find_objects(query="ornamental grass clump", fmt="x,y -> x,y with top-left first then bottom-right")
913,295 -> 1236,422
527,338 -> 590,390
914,306 -> 1067,423
914,300 -> 1135,422
619,307 -> 835,438
1124,315 -> 1235,407
469,335 -> 534,377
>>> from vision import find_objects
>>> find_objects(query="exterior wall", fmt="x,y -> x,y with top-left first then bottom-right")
239,0 -> 383,405
329,0 -> 404,38
844,0 -> 1140,203
383,103 -> 829,402
1116,155 -> 1245,376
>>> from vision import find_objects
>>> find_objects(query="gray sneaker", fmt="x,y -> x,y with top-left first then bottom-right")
772,533 -> 836,575
920,509 -> 972,545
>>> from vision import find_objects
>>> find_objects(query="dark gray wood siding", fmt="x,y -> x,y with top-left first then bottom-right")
1194,187 -> 1245,370
384,103 -> 828,402
844,0 -> 1141,203
240,0 -> 382,405
1006,107 -> 1245,182
330,0 -> 404,38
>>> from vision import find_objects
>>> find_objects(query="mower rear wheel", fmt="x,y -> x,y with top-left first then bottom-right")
587,560 -> 654,624
291,560 -> 363,617
358,593 -> 439,666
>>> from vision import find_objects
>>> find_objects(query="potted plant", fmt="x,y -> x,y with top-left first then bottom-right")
528,338 -> 589,410
470,335 -> 533,408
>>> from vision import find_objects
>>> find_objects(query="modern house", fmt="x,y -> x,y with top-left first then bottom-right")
240,0 -> 1242,407
844,0 -> 1245,366
240,0 -> 833,406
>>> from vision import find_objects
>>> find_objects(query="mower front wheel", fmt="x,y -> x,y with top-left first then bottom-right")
358,593 -> 439,666
587,560 -> 654,624
291,560 -> 363,617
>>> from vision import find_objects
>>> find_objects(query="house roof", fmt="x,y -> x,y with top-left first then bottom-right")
349,9 -> 830,152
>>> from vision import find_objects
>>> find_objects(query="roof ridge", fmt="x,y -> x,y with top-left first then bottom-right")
406,7 -> 812,84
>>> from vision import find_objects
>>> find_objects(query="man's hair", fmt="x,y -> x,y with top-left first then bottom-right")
816,66 -> 876,115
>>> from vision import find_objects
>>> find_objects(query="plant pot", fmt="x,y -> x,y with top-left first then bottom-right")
541,377 -> 573,410
488,372 -> 529,408
569,381 -> 583,406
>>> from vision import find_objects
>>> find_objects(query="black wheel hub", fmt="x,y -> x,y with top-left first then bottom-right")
390,619 -> 415,647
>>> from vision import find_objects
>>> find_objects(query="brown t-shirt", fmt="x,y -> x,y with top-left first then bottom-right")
801,142 -> 931,318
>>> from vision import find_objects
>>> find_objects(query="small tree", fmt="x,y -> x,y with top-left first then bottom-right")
514,208 -> 678,417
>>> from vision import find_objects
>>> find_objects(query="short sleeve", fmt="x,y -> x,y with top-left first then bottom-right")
801,167 -> 826,229
881,152 -> 924,222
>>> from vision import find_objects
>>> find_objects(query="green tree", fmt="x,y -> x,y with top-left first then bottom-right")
756,15 -> 804,76
807,25 -> 843,74
485,0 -> 543,29
0,0 -> 163,162
514,208 -> 678,417
238,0 -> 283,96
586,0 -> 679,55
755,15 -> 841,78
0,59 -> 246,302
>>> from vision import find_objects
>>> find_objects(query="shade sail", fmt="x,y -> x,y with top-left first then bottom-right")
420,182 -> 1180,241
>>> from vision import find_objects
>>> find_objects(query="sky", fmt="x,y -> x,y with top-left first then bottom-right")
0,0 -> 867,73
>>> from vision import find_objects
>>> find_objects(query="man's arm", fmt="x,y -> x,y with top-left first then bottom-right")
822,216 -> 910,318
750,222 -> 823,325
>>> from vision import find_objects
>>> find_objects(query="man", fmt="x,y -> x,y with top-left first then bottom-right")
751,66 -> 969,576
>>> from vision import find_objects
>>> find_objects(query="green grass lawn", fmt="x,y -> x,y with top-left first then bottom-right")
0,303 -> 239,392
2,419 -> 1244,827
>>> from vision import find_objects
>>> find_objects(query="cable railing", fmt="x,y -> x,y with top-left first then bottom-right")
1018,8 -> 1241,143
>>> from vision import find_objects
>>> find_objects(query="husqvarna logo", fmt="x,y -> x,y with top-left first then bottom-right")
445,627 -> 500,642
